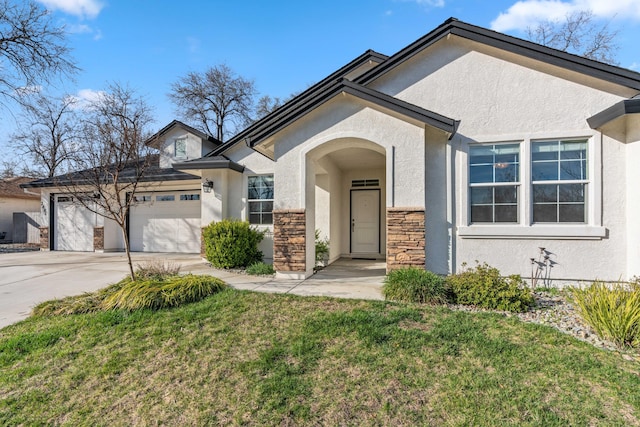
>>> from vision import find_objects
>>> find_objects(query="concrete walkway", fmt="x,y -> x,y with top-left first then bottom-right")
0,252 -> 384,329
215,258 -> 385,300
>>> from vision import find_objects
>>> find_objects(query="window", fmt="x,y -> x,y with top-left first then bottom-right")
532,139 -> 587,223
134,195 -> 151,202
156,195 -> 175,202
180,194 -> 200,201
175,138 -> 187,158
248,175 -> 274,225
469,143 -> 520,223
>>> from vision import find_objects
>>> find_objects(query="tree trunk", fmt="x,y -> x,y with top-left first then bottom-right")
121,225 -> 136,281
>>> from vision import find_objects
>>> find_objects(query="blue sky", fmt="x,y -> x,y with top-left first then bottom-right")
2,0 -> 640,169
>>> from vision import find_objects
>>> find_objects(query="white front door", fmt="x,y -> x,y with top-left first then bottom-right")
350,190 -> 380,254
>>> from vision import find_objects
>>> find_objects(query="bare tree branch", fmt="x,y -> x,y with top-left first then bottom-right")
11,93 -> 80,178
168,64 -> 256,141
0,0 -> 77,107
54,83 -> 157,280
525,10 -> 619,65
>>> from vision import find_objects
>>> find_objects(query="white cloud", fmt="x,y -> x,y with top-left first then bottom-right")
67,23 -> 103,40
37,0 -> 104,19
14,86 -> 43,97
491,0 -> 640,31
67,88 -> 106,110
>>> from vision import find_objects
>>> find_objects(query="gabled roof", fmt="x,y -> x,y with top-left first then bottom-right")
209,49 -> 388,156
245,79 -> 458,153
357,18 -> 640,91
20,155 -> 199,188
0,177 -> 40,199
146,119 -> 222,147
203,17 -> 640,161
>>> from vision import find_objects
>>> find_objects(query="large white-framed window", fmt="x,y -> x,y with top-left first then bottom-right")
531,139 -> 588,223
248,175 -> 274,225
469,143 -> 520,223
459,134 -> 604,239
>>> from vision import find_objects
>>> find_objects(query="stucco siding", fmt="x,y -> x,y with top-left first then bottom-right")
363,35 -> 634,283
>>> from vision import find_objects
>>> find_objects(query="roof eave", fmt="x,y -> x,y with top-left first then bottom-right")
356,18 -> 640,91
587,98 -> 640,129
172,158 -> 245,173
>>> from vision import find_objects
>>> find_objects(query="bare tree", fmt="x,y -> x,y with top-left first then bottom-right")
255,95 -> 283,120
11,94 -> 80,178
526,10 -> 619,64
168,64 -> 256,141
0,0 -> 77,106
55,83 -> 157,280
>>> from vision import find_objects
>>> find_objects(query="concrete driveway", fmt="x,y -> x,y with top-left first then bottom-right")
0,251 -> 212,329
0,252 -> 384,330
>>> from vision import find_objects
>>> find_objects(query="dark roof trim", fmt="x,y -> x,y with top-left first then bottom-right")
146,119 -> 222,146
246,79 -> 457,147
587,98 -> 640,129
341,80 -> 458,135
20,171 -> 200,188
209,49 -> 388,156
356,18 -> 640,91
172,155 -> 245,173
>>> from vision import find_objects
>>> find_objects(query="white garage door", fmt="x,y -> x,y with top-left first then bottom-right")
54,195 -> 96,251
130,191 -> 201,253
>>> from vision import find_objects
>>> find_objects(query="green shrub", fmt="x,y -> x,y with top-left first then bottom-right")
246,262 -> 275,276
203,219 -> 264,269
447,262 -> 534,313
569,281 -> 640,348
315,230 -> 329,264
383,267 -> 449,304
101,275 -> 227,311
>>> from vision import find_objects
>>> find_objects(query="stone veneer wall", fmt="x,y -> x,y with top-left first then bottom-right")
39,226 -> 49,250
386,207 -> 426,272
273,209 -> 306,272
93,227 -> 104,251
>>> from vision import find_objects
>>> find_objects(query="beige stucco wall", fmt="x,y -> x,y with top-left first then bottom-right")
0,197 -> 40,241
365,36 -> 636,283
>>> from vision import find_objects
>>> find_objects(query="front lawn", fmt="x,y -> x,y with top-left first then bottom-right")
1,289 -> 639,425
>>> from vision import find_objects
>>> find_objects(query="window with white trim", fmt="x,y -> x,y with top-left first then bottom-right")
469,143 -> 520,223
175,138 -> 187,158
532,139 -> 587,223
248,175 -> 274,225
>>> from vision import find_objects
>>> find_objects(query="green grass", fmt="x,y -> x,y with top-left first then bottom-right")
2,290 -> 640,425
246,261 -> 275,276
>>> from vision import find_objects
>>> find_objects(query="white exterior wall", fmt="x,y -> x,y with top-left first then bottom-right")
0,197 -> 40,241
158,128 -> 217,168
220,143 -> 277,261
365,37 -> 636,283
626,121 -> 640,279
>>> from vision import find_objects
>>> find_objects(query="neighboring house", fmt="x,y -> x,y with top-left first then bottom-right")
0,177 -> 40,243
22,18 -> 640,284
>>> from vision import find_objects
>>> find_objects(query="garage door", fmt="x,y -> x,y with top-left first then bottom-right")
129,191 -> 201,253
54,195 -> 96,251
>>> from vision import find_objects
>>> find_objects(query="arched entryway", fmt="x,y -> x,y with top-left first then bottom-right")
303,138 -> 387,271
